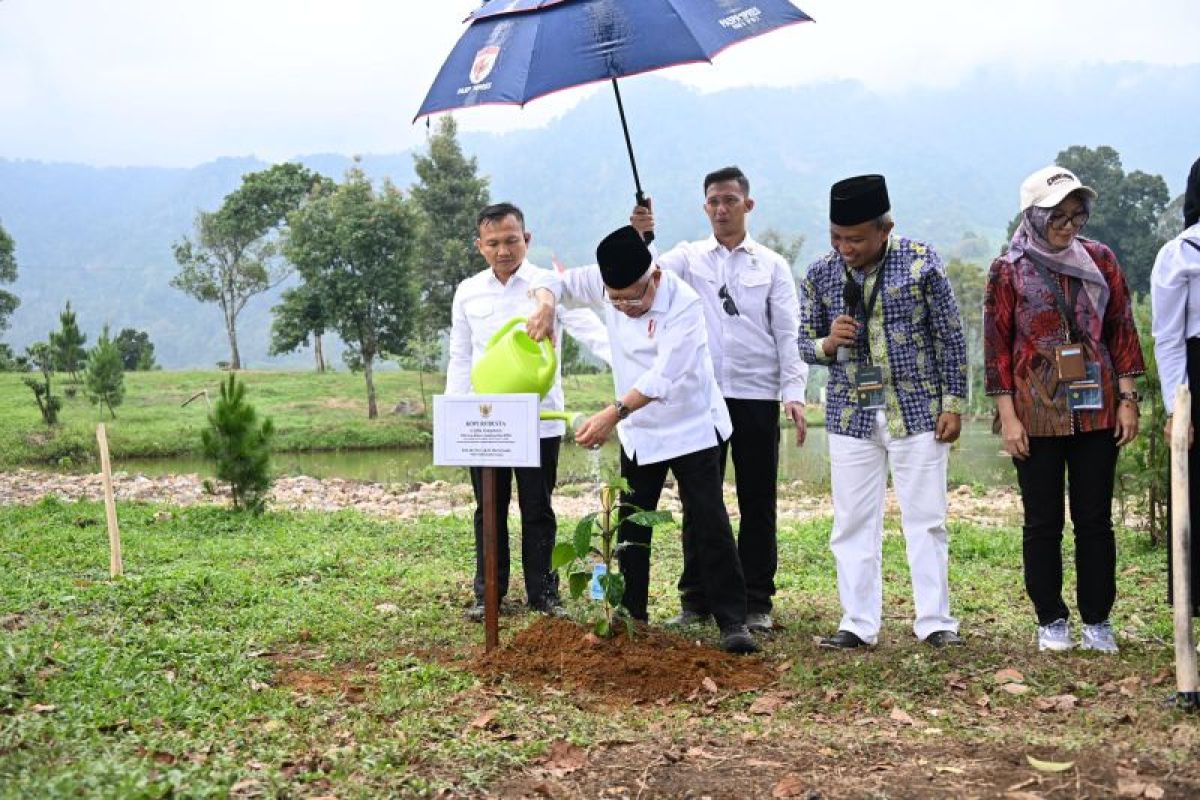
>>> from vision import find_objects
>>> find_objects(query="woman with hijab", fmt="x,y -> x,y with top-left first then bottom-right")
1150,156 -> 1200,619
984,165 -> 1144,653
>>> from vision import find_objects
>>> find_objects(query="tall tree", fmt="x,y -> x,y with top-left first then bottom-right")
268,284 -> 330,372
171,163 -> 323,369
0,220 -> 17,338
114,328 -> 158,371
1006,146 -> 1169,294
285,168 -> 420,418
410,117 -> 490,333
756,228 -> 806,275
49,301 -> 87,380
84,326 -> 125,419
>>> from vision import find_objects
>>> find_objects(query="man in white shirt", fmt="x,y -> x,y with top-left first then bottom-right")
1150,156 -> 1200,617
536,224 -> 758,654
447,202 -> 611,622
630,166 -> 808,633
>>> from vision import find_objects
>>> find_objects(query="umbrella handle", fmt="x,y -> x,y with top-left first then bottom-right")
636,192 -> 655,245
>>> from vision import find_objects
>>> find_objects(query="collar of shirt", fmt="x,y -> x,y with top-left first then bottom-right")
485,260 -> 533,289
703,233 -> 757,257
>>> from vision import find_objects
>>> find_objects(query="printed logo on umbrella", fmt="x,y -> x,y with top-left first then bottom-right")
470,46 -> 500,85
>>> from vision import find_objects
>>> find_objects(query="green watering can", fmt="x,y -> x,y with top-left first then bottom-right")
470,317 -> 577,424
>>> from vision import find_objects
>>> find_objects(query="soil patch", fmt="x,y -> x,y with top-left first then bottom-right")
474,617 -> 778,704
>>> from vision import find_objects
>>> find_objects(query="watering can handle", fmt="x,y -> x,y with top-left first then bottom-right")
486,317 -> 525,349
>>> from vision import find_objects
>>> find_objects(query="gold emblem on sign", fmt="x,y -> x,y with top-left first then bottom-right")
479,403 -> 493,418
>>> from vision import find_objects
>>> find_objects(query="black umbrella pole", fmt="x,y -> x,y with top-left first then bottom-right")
611,78 -> 654,244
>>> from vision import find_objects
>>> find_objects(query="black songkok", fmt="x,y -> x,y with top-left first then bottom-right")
830,174 -> 891,226
1185,157 -> 1200,229
596,226 -> 651,289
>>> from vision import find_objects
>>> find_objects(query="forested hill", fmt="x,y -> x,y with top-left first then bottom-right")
1,63 -> 1197,368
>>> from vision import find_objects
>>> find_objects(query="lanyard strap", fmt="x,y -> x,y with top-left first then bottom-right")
1026,253 -> 1083,343
846,241 -> 889,363
1185,238 -> 1200,255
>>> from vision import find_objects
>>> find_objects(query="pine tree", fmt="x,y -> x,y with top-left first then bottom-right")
50,301 -> 88,380
22,342 -> 61,425
201,373 -> 275,514
84,326 -> 125,419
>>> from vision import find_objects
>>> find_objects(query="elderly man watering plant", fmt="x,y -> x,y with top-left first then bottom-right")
529,225 -> 758,654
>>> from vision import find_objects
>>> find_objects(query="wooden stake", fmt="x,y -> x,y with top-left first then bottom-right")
96,424 -> 123,578
482,466 -> 499,651
1169,386 -> 1198,698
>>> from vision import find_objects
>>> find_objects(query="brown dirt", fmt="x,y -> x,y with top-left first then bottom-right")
474,617 -> 779,704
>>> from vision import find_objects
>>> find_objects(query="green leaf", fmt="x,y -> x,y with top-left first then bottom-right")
568,571 -> 590,599
573,513 -> 598,557
551,542 -> 577,571
594,618 -> 612,638
623,510 -> 673,528
603,571 -> 625,608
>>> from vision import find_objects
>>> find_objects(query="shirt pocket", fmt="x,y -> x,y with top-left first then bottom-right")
737,269 -> 773,323
463,298 -> 494,325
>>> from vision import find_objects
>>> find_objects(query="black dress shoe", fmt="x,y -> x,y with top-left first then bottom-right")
719,624 -> 760,654
818,629 -> 869,649
924,630 -> 965,648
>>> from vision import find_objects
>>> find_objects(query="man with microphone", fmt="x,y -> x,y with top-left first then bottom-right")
798,175 -> 968,650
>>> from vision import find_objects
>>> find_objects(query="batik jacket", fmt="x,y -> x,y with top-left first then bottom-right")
799,236 -> 968,439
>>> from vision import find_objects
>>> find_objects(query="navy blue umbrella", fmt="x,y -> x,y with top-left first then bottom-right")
416,0 -> 813,231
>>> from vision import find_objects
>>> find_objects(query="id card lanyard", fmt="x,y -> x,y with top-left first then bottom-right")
848,241 -> 889,366
1026,253 -> 1082,344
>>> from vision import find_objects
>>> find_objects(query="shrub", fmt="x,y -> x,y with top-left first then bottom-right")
201,373 -> 275,514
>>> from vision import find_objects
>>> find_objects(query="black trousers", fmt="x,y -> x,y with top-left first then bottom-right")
677,398 -> 780,614
469,436 -> 561,607
1167,338 -> 1200,615
618,443 -> 747,630
1013,429 -> 1119,625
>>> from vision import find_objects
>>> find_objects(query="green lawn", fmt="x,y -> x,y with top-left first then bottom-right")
0,369 -> 623,469
0,499 -> 1191,798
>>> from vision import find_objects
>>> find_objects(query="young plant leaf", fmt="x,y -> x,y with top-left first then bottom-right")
624,510 -> 674,528
568,570 -> 591,599
551,541 -> 577,571
573,513 -> 597,558
594,618 -> 611,638
603,571 -> 625,608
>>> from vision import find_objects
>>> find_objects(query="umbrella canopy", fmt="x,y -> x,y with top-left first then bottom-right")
416,0 -> 813,117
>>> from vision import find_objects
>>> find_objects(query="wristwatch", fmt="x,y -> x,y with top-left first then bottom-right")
612,400 -> 631,420
1118,390 -> 1140,403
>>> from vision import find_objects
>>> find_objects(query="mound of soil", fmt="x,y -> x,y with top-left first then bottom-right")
474,617 -> 777,704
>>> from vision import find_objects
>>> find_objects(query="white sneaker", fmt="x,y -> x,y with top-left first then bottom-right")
1081,621 -> 1119,653
1037,618 -> 1073,651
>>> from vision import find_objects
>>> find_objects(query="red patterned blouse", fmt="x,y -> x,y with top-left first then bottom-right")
983,239 -> 1144,437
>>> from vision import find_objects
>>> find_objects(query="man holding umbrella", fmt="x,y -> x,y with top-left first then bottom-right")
798,175 -> 967,650
629,166 -> 808,633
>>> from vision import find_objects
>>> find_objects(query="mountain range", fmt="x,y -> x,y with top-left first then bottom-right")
1,63 -> 1197,368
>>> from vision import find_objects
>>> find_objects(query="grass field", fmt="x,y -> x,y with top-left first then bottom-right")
0,369 -> 624,469
1,499 -> 1195,798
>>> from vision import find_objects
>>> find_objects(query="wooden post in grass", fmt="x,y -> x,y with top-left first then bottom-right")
482,466 -> 500,651
96,424 -> 123,578
1170,386 -> 1199,706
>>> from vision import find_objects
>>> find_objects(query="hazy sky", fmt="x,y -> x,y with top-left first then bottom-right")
2,0 -> 1198,167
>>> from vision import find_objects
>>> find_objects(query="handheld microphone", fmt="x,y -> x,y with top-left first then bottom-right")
838,278 -> 862,362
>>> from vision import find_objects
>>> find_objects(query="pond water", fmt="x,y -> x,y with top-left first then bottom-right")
111,420 -> 1015,490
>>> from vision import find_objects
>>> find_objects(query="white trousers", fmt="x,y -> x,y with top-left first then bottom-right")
827,411 -> 958,643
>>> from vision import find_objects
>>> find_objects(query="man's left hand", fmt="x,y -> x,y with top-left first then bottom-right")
525,289 -> 556,341
784,401 -> 807,447
935,412 -> 961,443
575,406 -> 618,448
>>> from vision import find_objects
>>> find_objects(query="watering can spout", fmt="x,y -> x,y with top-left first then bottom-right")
540,410 -> 583,428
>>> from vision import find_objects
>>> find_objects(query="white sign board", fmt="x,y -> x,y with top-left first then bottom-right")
433,394 -> 541,468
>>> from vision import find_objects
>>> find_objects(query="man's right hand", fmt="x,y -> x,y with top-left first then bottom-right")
630,203 -> 654,241
820,314 -> 860,358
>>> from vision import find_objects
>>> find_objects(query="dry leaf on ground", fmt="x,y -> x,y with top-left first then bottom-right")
772,773 -> 808,798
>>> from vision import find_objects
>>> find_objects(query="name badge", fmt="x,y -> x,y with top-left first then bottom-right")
1055,343 -> 1086,382
854,365 -> 886,410
1066,362 -> 1104,411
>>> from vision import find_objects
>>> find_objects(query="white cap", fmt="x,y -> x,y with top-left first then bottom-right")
1019,166 -> 1097,212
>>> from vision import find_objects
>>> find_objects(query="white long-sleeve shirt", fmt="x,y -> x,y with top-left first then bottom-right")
654,235 -> 808,404
1151,224 -> 1200,412
445,260 -> 611,438
555,265 -> 732,465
